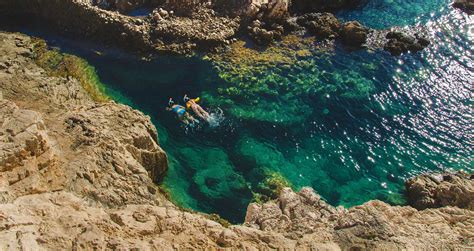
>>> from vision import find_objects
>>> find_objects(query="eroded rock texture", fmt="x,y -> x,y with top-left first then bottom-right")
0,0 -> 431,55
245,187 -> 474,249
406,172 -> 474,210
0,32 -> 472,249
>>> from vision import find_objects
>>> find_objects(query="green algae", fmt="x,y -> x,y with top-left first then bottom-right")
204,36 -> 377,126
30,38 -> 109,102
253,171 -> 293,203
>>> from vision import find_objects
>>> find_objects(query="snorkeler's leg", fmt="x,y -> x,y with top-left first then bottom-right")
198,106 -> 210,119
193,105 -> 210,119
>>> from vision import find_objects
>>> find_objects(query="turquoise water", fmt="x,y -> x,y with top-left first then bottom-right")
20,1 -> 473,223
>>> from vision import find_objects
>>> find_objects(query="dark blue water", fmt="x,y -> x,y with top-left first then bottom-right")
20,1 -> 473,223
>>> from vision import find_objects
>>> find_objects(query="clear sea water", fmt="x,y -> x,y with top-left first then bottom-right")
15,0 -> 474,223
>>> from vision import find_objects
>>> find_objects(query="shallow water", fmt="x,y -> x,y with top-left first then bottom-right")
17,0 -> 474,223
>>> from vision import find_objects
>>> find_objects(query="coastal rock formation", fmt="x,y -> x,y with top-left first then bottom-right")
0,32 -> 471,249
0,0 -> 432,55
384,30 -> 430,56
0,32 -> 168,208
453,0 -> 474,14
245,187 -> 474,249
297,13 -> 341,39
406,172 -> 474,210
0,0 -> 239,54
340,21 -> 370,47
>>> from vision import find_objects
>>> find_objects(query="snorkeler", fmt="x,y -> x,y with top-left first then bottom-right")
184,94 -> 211,121
166,98 -> 198,125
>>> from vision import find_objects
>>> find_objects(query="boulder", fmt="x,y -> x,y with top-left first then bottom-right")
384,30 -> 430,56
340,21 -> 370,47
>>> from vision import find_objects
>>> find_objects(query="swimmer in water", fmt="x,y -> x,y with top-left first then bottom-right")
166,98 -> 198,125
184,94 -> 211,121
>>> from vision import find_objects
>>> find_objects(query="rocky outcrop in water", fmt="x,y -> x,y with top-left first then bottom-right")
0,32 -> 472,249
406,172 -> 474,210
297,13 -> 341,39
0,0 -> 431,55
383,30 -> 430,56
340,21 -> 370,48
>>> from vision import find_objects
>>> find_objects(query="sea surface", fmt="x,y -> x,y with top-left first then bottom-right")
14,0 -> 474,223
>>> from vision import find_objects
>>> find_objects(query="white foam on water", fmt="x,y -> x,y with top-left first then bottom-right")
207,108 -> 225,128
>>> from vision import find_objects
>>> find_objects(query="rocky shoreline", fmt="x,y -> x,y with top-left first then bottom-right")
1,31 -> 473,249
1,0 -> 432,56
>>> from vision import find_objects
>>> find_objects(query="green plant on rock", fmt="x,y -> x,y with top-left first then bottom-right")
253,171 -> 293,203
30,38 -> 109,102
202,35 -> 378,126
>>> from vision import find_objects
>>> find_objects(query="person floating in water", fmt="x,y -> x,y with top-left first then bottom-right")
184,94 -> 211,121
166,98 -> 198,125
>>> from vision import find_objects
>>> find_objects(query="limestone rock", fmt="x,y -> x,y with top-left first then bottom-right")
297,13 -> 341,39
406,172 -> 474,210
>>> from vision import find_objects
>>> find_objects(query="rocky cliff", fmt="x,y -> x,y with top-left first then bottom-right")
1,31 -> 473,249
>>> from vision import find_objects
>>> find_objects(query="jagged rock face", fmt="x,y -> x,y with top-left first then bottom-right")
453,0 -> 474,14
406,172 -> 474,210
1,0 -> 152,52
297,13 -> 341,39
0,32 -> 168,208
0,0 -> 239,54
245,186 -> 474,249
0,101 -> 63,203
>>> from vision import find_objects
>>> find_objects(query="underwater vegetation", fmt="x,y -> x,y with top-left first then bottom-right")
204,36 -> 378,127
31,38 -> 109,102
